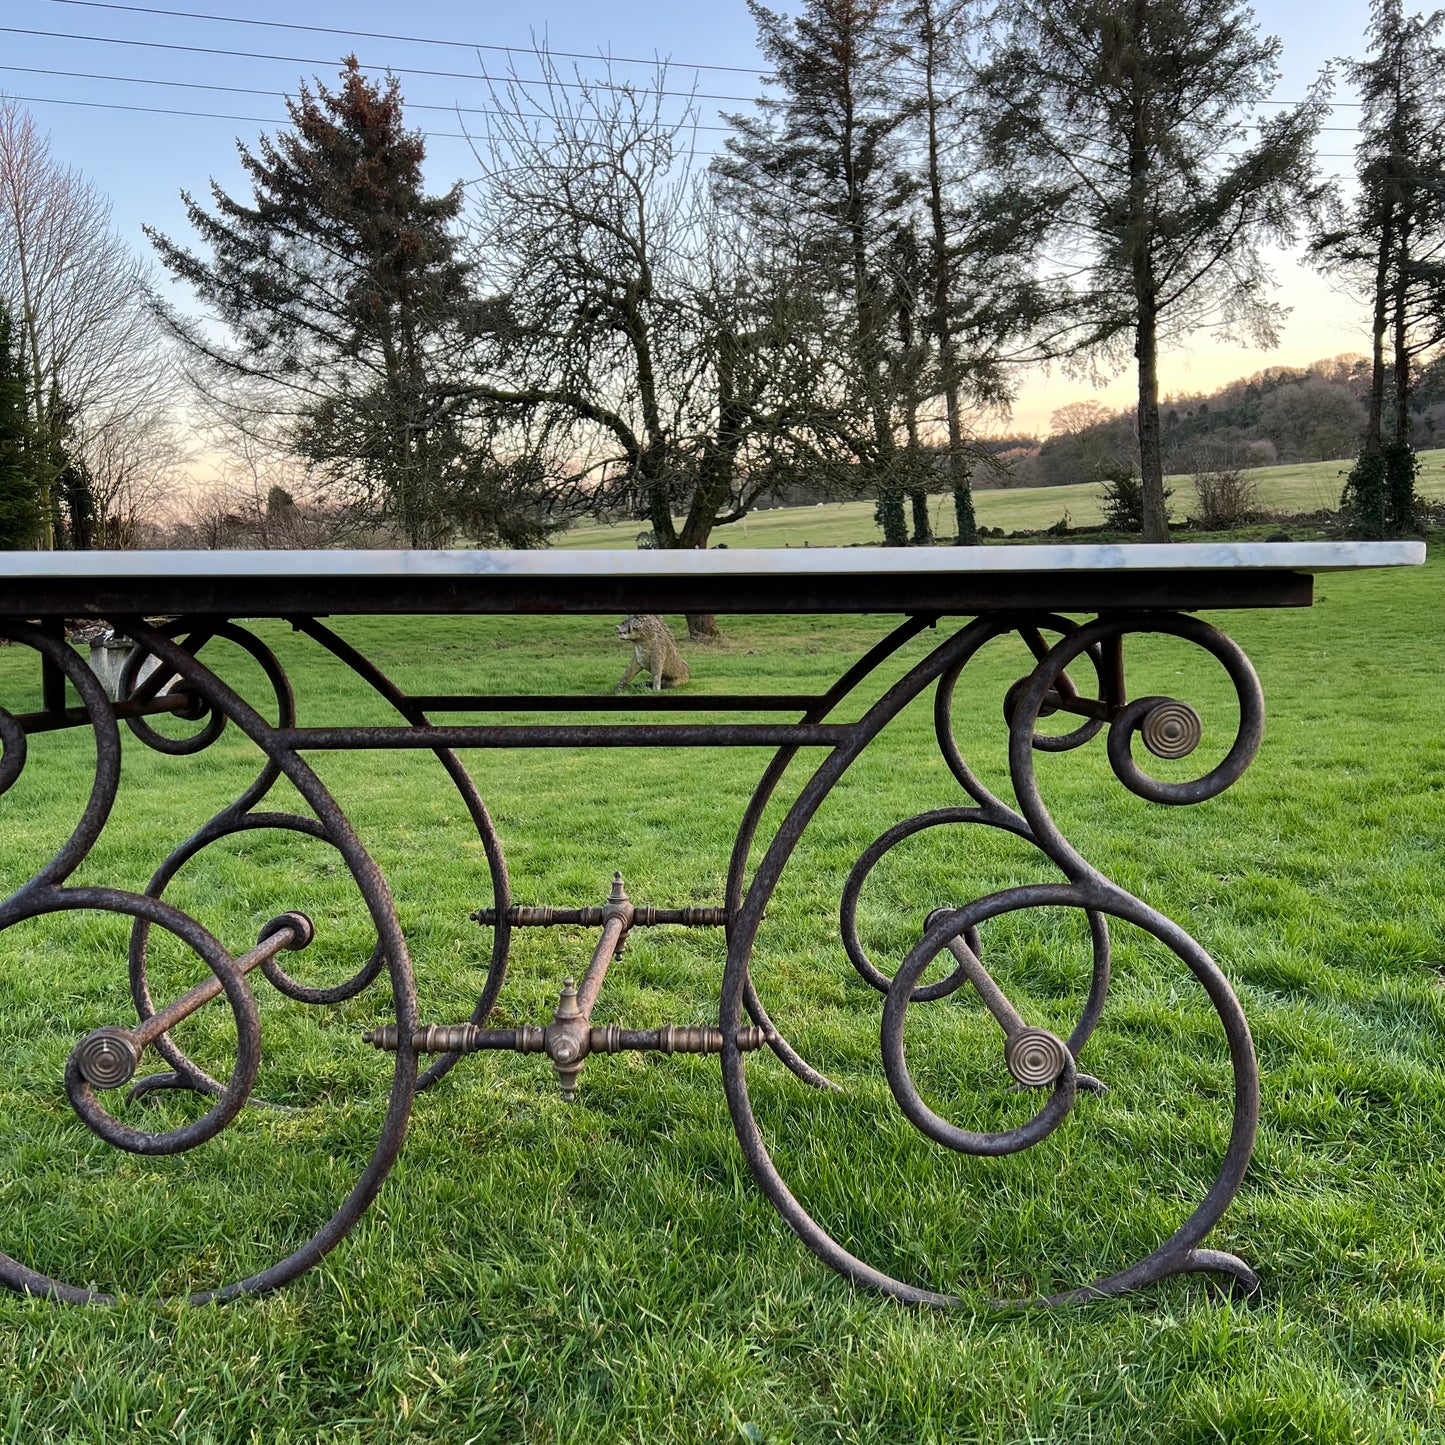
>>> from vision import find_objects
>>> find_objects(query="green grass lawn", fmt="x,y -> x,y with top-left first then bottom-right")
557,449 -> 1445,549
1,551 -> 1443,1442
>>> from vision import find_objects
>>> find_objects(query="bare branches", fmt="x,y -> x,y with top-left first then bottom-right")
0,94 -> 181,548
458,49 -> 845,552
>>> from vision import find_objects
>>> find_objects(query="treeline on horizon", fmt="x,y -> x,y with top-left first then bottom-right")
956,353 -> 1445,494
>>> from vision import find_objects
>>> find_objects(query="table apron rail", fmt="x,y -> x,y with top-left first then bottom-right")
0,566 -> 1318,617
270,723 -> 855,749
405,693 -> 827,713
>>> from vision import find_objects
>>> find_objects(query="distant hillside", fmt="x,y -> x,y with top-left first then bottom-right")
989,353 -> 1445,488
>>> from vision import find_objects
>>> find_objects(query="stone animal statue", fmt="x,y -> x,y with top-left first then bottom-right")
614,615 -> 690,692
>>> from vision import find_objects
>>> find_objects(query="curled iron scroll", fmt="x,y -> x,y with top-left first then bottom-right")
0,617 -> 420,1304
722,612 -> 1265,1307
1008,615 -> 1265,870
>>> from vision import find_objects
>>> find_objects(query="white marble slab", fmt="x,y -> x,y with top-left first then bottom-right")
0,541 -> 1425,580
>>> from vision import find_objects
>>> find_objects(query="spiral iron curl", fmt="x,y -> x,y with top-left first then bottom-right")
723,611 -> 1267,1308
0,617 -> 420,1305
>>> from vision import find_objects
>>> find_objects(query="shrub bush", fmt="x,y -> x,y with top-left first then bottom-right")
1192,467 -> 1260,528
1098,468 -> 1171,532
1340,442 -> 1420,537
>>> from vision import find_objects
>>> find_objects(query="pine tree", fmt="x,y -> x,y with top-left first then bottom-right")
1314,0 -> 1445,535
0,300 -> 40,549
891,0 -> 1055,546
979,1 -> 1325,542
720,1 -> 914,544
148,58 -> 479,545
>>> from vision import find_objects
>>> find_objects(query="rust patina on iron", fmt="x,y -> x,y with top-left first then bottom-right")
0,542 -> 1424,1306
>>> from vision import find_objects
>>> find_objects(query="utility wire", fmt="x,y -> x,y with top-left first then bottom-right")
0,63 -> 1364,137
5,91 -> 297,127
7,19 -> 1363,111
39,0 -> 772,77
0,25 -> 765,104
7,90 -> 1370,160
0,63 -> 742,132
34,0 -> 1367,110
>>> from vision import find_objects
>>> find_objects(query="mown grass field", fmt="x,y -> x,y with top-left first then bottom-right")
0,547 -> 1443,1442
558,449 -> 1445,549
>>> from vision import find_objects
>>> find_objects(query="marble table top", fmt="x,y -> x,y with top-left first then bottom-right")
0,541 -> 1424,617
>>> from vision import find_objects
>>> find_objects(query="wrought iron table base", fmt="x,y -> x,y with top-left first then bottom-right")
0,606 -> 1265,1307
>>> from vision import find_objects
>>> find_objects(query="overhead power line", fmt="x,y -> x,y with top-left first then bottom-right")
0,25 -> 765,104
7,89 -> 1370,160
39,0 -> 772,77
6,90 -> 299,128
0,63 -> 742,132
33,0 -> 1367,110
0,63 -> 1363,138
11,14 -> 1363,111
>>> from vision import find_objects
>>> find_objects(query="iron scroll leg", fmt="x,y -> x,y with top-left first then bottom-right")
119,621 -> 387,1110
724,614 -> 939,1092
719,613 -> 1265,1308
0,618 -> 420,1305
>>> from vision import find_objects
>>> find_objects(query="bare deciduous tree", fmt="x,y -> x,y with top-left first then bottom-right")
0,97 -> 178,548
463,55 -> 842,631
85,407 -> 187,548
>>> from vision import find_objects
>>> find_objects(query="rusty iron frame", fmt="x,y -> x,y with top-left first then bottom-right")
0,602 -> 1268,1307
0,565 -> 1314,619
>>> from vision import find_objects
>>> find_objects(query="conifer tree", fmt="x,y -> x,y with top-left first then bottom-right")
979,0 -> 1325,542
1313,0 -> 1445,534
891,0 -> 1057,545
149,58 -> 482,545
0,300 -> 40,549
720,1 -> 914,544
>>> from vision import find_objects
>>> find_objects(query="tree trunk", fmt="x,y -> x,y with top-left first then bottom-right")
840,78 -> 903,548
919,12 -> 979,547
643,450 -> 676,548
1365,210 -> 1393,456
675,428 -> 742,643
904,405 -> 931,543
1124,41 -> 1169,546
952,477 -> 978,544
1391,226 -> 1411,447
909,488 -> 932,544
11,227 -> 55,550
874,485 -> 905,544
1134,301 -> 1170,543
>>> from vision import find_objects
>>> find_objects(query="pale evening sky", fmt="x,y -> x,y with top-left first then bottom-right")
2,0 -> 1377,440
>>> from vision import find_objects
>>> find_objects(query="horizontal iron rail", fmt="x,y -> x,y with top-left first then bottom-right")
406,693 -> 825,712
15,691 -> 198,735
0,567 -> 1315,617
471,904 -> 728,927
271,723 -> 854,749
362,1022 -> 771,1056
